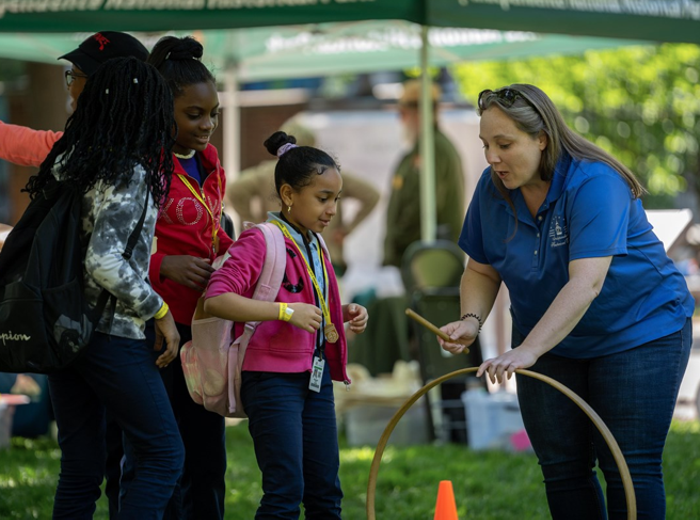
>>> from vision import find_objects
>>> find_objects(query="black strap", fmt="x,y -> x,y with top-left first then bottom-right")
123,187 -> 151,261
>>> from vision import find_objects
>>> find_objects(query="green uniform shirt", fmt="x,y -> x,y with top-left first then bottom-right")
383,129 -> 465,267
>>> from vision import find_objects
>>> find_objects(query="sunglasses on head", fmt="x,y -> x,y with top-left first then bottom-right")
478,88 -> 532,112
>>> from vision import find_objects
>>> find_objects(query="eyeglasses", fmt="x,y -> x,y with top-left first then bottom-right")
64,69 -> 89,87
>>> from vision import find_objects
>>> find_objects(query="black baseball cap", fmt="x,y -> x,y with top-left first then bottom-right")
58,31 -> 149,76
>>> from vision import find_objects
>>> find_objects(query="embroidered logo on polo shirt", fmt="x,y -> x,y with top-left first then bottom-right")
549,215 -> 569,248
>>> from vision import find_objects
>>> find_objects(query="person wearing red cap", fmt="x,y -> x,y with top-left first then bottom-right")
0,31 -> 150,520
26,55 -> 184,520
0,31 -> 149,167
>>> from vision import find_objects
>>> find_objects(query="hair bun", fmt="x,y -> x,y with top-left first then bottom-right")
264,131 -> 297,157
167,36 -> 203,61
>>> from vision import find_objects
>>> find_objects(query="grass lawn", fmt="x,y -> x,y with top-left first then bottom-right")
1,419 -> 699,519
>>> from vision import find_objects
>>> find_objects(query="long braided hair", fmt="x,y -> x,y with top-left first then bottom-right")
26,57 -> 175,205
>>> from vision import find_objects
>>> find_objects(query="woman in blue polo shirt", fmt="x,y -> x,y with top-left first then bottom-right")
439,84 -> 693,519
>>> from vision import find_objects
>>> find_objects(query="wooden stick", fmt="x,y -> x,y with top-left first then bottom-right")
405,308 -> 452,342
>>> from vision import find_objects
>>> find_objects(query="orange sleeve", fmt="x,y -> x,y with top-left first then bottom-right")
0,120 -> 62,168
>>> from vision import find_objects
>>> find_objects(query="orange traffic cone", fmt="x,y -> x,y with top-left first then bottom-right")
434,480 -> 459,520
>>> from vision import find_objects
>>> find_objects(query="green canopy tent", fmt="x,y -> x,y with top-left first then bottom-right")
0,21 -> 651,242
0,0 -> 698,43
0,0 -> 697,241
0,23 -> 644,81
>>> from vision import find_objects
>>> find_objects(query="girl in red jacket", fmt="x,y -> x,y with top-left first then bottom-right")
204,131 -> 368,519
119,36 -> 234,520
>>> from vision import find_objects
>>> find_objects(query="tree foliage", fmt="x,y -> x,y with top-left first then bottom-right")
452,44 -> 700,208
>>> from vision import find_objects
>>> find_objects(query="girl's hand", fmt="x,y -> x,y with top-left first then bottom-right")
288,303 -> 323,333
343,304 -> 368,334
477,347 -> 539,384
153,311 -> 180,368
161,255 -> 214,290
437,320 -> 479,355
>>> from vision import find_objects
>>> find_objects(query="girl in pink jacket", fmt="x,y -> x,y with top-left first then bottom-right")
204,131 -> 368,519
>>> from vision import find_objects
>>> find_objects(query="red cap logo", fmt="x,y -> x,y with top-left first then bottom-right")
93,33 -> 111,51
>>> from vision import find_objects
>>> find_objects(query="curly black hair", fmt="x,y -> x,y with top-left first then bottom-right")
25,57 -> 175,205
263,131 -> 339,196
147,36 -> 216,97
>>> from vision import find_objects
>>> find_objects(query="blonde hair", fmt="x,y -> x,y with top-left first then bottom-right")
479,84 -> 645,213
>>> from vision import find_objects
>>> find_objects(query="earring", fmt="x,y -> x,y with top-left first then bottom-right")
287,205 -> 292,213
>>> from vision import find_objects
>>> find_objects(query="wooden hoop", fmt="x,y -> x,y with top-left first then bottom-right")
366,367 -> 637,519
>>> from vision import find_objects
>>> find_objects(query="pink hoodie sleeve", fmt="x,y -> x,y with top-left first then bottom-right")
0,120 -> 62,167
206,229 -> 266,299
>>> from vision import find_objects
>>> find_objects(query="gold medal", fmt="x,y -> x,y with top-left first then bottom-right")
324,323 -> 339,344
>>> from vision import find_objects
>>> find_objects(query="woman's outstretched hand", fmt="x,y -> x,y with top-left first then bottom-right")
477,348 -> 539,384
438,320 -> 479,355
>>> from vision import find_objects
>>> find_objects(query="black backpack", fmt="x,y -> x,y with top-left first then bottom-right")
0,178 -> 147,373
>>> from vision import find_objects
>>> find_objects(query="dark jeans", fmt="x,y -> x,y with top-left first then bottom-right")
514,318 -> 692,520
241,359 -> 343,519
48,332 -> 184,520
105,412 -> 124,518
121,321 -> 227,520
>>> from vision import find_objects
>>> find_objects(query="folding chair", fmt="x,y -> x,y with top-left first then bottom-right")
401,240 -> 484,443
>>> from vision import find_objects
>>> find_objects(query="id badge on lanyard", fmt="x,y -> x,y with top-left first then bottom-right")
309,354 -> 325,393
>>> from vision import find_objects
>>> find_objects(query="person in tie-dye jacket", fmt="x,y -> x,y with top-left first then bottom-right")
24,57 -> 184,520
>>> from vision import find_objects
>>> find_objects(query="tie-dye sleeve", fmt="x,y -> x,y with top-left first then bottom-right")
84,170 -> 163,321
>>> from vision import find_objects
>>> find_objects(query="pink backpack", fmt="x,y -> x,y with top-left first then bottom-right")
180,222 -> 286,418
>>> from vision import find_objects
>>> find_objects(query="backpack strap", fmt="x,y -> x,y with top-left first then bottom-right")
239,222 -> 286,337
123,187 -> 151,261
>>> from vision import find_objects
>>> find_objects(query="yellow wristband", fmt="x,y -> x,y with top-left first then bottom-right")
278,303 -> 294,322
154,302 -> 169,320
278,303 -> 286,320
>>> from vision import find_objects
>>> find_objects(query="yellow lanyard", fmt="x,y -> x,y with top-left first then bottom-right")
271,220 -> 332,326
177,173 -> 221,255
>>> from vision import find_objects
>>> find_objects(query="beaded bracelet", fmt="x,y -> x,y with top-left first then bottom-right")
460,312 -> 482,333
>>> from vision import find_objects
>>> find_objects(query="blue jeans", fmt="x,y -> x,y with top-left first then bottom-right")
48,332 -> 184,520
514,318 -> 691,520
121,321 -> 227,519
241,358 -> 343,519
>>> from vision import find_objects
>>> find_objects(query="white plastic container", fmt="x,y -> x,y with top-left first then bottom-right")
461,389 -> 529,451
343,399 -> 430,447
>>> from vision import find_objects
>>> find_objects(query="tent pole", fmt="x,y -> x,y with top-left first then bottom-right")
419,25 -> 436,243
223,65 -> 241,229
